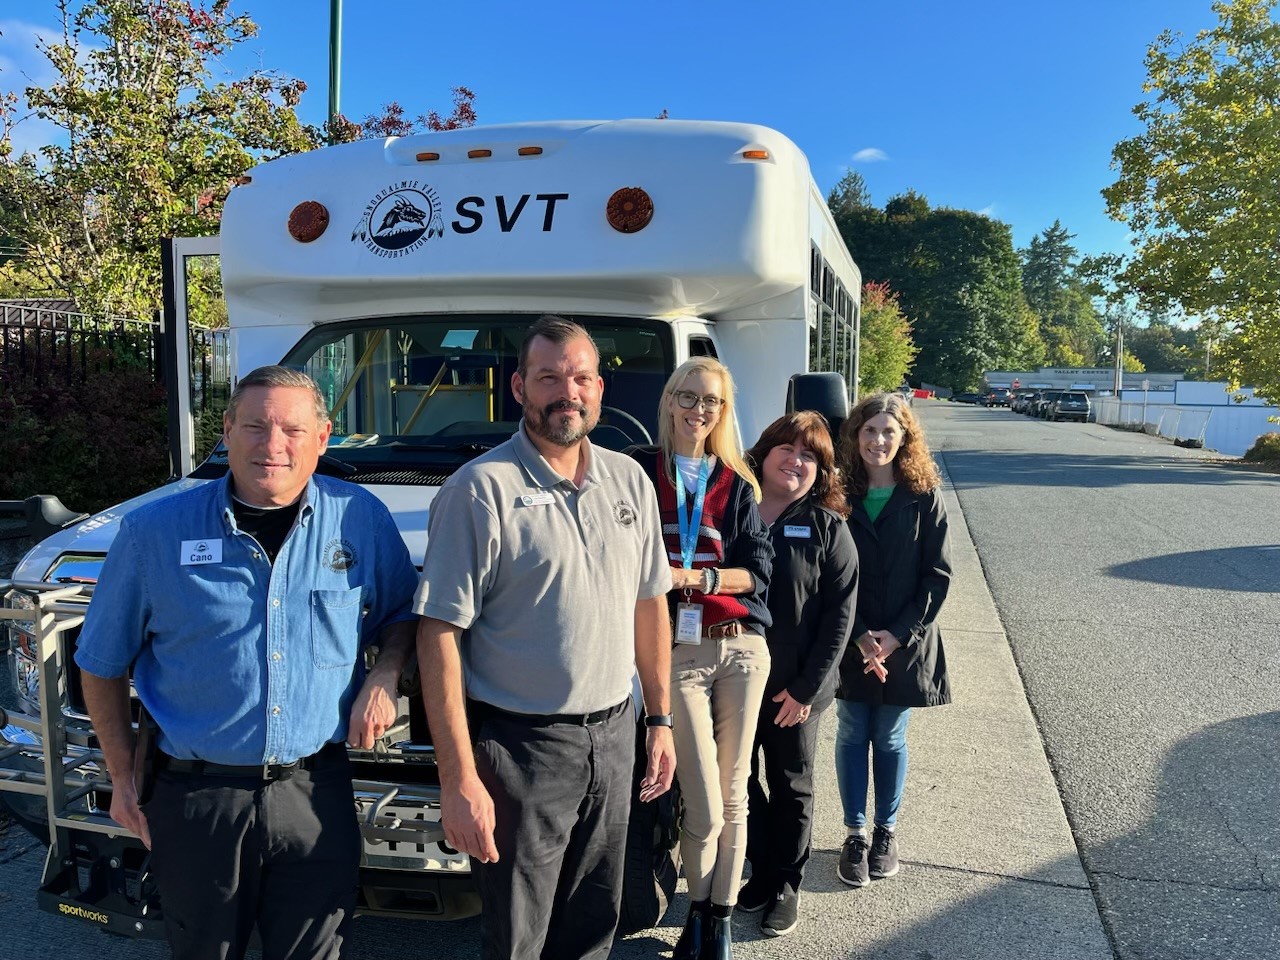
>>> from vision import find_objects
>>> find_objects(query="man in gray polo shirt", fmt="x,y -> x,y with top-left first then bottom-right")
415,315 -> 674,960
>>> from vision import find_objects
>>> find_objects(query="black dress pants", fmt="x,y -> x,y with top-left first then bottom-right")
471,700 -> 635,960
745,698 -> 823,892
142,747 -> 361,960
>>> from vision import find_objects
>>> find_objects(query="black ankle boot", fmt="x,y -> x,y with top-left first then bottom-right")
705,910 -> 733,960
673,899 -> 709,959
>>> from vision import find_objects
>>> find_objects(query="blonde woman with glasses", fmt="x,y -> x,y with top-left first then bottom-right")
632,357 -> 773,960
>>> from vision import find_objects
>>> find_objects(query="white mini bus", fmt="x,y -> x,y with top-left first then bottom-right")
1,118 -> 862,938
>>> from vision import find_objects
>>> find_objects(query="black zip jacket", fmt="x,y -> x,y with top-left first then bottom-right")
762,496 -> 858,713
837,484 -> 953,708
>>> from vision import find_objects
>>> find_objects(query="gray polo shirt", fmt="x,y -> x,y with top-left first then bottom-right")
414,422 -> 671,714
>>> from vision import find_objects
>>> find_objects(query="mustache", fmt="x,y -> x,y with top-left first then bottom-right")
543,400 -> 587,416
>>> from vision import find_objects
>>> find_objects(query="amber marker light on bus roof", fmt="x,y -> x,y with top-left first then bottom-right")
518,146 -> 543,156
468,149 -> 493,159
416,151 -> 440,162
742,150 -> 770,161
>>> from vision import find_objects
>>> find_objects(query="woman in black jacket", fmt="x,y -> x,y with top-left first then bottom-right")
833,392 -> 952,889
736,411 -> 858,938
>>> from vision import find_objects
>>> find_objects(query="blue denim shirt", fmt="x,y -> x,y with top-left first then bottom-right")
75,472 -> 419,765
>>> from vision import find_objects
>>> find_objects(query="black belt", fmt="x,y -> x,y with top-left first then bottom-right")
157,741 -> 345,781
470,697 -> 630,728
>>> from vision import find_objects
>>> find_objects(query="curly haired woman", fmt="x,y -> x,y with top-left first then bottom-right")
833,393 -> 953,888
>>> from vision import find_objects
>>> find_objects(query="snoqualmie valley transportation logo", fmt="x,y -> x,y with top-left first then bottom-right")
351,181 -> 444,257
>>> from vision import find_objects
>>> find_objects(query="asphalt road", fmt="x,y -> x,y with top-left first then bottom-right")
927,401 -> 1280,960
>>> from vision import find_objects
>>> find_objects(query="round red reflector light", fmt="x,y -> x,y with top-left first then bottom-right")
288,201 -> 330,243
606,187 -> 654,233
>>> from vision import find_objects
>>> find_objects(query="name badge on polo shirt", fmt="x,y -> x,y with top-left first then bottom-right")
784,525 -> 812,539
180,539 -> 223,565
520,492 -> 556,507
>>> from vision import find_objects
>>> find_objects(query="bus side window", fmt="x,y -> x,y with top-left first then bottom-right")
688,336 -> 717,358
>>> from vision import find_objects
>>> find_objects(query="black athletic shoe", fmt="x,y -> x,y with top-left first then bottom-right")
868,825 -> 900,879
760,884 -> 800,937
736,874 -> 773,914
837,833 -> 870,887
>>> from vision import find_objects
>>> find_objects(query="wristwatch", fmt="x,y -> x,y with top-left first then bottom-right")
644,714 -> 674,728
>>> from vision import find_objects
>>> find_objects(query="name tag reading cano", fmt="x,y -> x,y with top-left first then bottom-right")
180,539 -> 223,565
784,525 -> 812,539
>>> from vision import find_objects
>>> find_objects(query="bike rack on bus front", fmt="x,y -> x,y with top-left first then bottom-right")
0,578 -> 452,937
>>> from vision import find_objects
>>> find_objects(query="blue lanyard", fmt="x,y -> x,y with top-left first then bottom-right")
675,457 -> 710,570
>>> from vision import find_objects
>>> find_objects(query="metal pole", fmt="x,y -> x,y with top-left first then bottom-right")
328,0 -> 342,133
1113,312 -> 1124,394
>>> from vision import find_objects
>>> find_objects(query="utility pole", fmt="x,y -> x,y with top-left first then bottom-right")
1113,312 -> 1124,394
328,0 -> 342,135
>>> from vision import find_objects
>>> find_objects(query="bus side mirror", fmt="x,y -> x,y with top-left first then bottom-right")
786,372 -> 849,438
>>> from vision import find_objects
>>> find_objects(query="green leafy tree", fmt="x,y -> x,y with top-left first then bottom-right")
1020,222 -> 1107,366
833,191 -> 1042,391
1103,0 -> 1280,401
1123,314 -> 1196,372
858,281 -> 916,392
0,0 -> 317,318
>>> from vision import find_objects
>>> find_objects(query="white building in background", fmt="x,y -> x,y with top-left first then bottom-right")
983,367 -> 1184,395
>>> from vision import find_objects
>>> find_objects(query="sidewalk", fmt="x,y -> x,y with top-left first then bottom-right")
613,466 -> 1116,959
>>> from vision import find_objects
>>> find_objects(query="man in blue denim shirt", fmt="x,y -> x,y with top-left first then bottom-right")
76,366 -> 419,960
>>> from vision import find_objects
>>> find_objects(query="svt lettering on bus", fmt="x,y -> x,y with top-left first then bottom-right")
451,194 -> 569,234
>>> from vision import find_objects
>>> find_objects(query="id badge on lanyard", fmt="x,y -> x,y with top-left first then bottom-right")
673,458 -> 710,645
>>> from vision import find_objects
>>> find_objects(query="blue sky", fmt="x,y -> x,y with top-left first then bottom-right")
1,1 -> 1231,262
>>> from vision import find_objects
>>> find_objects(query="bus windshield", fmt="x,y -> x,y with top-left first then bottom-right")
277,314 -> 672,463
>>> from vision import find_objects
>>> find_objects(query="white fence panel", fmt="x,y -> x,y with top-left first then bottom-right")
1093,392 -> 1277,456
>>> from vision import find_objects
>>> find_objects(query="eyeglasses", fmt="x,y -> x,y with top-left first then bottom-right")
674,390 -> 724,412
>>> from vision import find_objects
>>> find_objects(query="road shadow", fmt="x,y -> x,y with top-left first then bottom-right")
1106,546 -> 1280,592
943,449 -> 1272,490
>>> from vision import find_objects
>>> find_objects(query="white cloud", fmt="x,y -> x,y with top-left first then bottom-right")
0,19 -> 61,88
1,18 -> 90,159
852,147 -> 888,163
978,204 -> 998,217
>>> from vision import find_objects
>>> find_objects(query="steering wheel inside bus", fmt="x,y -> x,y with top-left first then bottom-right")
600,405 -> 653,445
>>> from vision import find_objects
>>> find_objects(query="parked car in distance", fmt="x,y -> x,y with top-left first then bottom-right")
1048,391 -> 1091,422
1010,392 -> 1035,413
984,387 -> 1011,407
1015,392 -> 1040,414
1034,391 -> 1064,418
950,391 -> 983,404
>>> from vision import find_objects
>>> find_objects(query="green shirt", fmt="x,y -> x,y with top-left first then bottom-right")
863,485 -> 895,522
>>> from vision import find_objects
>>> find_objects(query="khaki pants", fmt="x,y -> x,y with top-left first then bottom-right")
671,630 -> 771,905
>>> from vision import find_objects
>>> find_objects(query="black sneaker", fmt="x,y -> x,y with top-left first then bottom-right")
869,825 -> 900,879
736,873 -> 773,914
761,883 -> 800,937
837,833 -> 870,887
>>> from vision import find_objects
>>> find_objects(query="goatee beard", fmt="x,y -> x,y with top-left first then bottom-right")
527,399 -> 597,446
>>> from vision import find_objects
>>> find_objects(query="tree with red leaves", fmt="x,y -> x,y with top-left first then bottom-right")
334,86 -> 478,142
